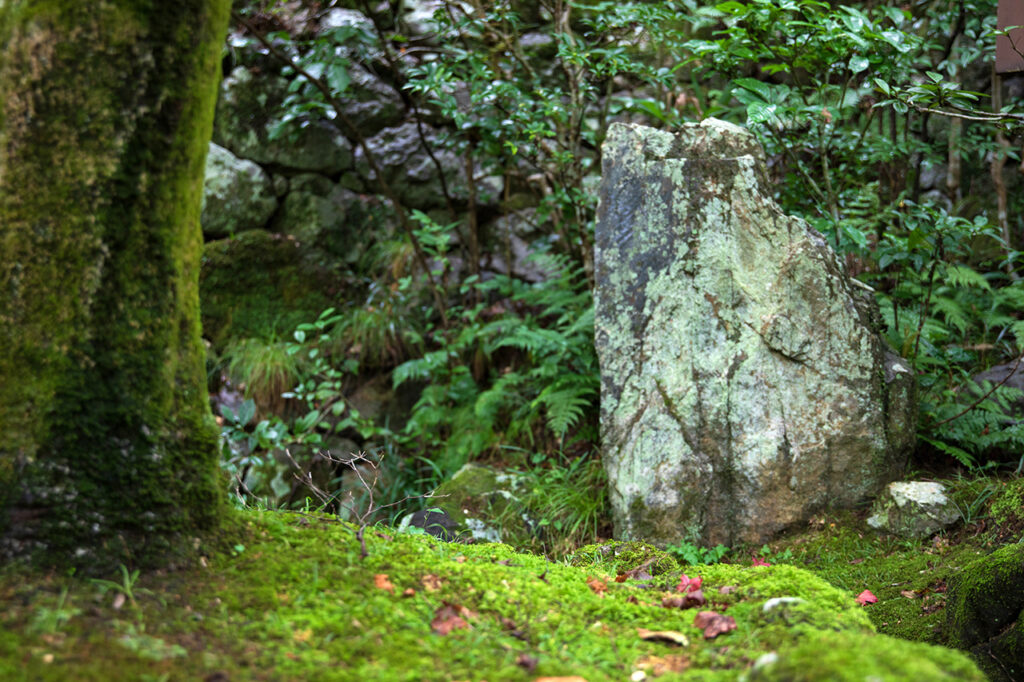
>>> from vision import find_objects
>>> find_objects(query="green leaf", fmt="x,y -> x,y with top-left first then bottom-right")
327,63 -> 350,94
715,1 -> 748,15
848,55 -> 869,74
733,77 -> 771,102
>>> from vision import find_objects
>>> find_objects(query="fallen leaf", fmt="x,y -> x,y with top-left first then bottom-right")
516,653 -> 538,672
849,558 -> 865,564
900,590 -> 919,600
374,574 -> 395,594
677,574 -> 703,593
636,654 -> 690,674
112,592 -> 126,610
533,678 -> 587,682
586,577 -> 608,597
856,590 -> 878,605
693,611 -> 737,639
422,574 -> 442,592
617,559 -> 656,583
455,556 -> 467,563
751,557 -> 771,567
431,602 -> 474,635
637,628 -> 690,646
292,627 -> 313,643
402,588 -> 416,598
662,590 -> 706,609
626,595 -> 639,604
718,585 -> 737,595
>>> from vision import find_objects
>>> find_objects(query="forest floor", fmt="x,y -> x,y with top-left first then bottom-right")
0,474 -> 1015,681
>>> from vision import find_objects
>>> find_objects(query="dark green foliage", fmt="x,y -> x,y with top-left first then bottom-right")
219,0 -> 1024,562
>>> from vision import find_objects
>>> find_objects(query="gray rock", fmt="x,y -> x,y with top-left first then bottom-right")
355,122 -> 460,210
269,175 -> 376,261
201,143 -> 277,238
320,8 -> 373,33
213,66 -> 353,174
867,481 -> 960,538
595,120 -> 916,548
339,65 -> 404,137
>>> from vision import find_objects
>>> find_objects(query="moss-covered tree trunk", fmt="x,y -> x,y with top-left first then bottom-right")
0,1 -> 231,569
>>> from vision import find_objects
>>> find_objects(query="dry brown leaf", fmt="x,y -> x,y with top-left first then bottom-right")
422,574 -> 442,592
637,628 -> 690,646
431,603 -> 472,635
374,574 -> 395,594
586,577 -> 608,597
533,678 -> 588,682
900,590 -> 919,599
636,654 -> 690,674
455,556 -> 467,563
402,588 -> 416,598
693,611 -> 737,639
718,585 -> 737,595
516,653 -> 539,672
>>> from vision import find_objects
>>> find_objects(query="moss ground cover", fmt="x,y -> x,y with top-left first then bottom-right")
0,508 -> 985,681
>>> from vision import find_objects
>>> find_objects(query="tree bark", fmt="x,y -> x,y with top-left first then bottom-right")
0,0 -> 231,570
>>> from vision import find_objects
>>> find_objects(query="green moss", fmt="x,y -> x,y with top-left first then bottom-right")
0,509 -> 985,680
0,1 -> 232,570
744,511 -> 995,646
989,478 -> 1024,527
200,229 -> 338,349
570,540 -> 680,576
946,543 -> 1024,680
748,630 -> 985,681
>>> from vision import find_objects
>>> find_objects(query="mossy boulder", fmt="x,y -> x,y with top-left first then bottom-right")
213,66 -> 354,174
569,540 -> 679,576
269,174 -> 379,262
199,229 -> 339,348
946,543 -> 1024,680
201,142 -> 277,238
748,630 -> 985,681
867,481 -> 960,539
430,464 -> 534,544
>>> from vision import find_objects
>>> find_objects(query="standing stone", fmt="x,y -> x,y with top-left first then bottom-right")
595,120 -> 915,547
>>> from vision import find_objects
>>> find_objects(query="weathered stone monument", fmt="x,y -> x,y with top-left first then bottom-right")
595,119 -> 916,547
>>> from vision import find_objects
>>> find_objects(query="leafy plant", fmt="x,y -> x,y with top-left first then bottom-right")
28,585 -> 81,636
665,540 -> 730,566
222,335 -> 304,417
90,564 -> 153,612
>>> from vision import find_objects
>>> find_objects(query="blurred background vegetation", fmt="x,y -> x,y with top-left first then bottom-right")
208,0 -> 1024,556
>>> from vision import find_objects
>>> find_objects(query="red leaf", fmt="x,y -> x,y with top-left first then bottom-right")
856,590 -> 878,605
751,556 -> 771,567
677,574 -> 703,593
693,611 -> 737,639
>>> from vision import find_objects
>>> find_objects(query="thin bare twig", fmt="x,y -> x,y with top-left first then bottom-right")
283,448 -> 436,559
932,353 -> 1024,428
